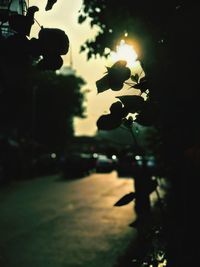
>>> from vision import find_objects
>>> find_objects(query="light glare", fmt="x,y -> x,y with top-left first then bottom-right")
51,153 -> 57,159
111,40 -> 138,67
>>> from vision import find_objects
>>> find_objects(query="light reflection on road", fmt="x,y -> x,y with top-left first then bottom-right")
0,171 -> 137,267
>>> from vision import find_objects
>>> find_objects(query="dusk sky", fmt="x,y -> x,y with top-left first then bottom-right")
30,0 -> 140,136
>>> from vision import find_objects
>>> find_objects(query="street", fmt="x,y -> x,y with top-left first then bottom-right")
0,171 -> 137,267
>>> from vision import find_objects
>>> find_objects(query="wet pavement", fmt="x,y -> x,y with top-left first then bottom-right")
0,171 -> 137,267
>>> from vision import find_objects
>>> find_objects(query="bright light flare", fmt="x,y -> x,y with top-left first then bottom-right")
51,153 -> 57,159
111,40 -> 138,67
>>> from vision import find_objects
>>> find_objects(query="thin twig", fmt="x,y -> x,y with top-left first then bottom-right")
34,18 -> 42,29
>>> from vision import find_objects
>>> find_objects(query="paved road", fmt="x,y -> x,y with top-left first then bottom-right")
0,171 -> 137,267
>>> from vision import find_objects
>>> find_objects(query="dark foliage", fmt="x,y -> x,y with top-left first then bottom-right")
79,0 -> 200,265
97,114 -> 122,131
116,96 -> 144,114
0,2 -> 85,182
45,0 -> 58,11
32,71 -> 85,151
114,192 -> 136,206
96,60 -> 131,93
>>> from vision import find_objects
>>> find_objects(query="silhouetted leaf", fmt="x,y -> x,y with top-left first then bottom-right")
45,0 -> 57,11
135,101 -> 158,126
96,114 -> 122,130
122,117 -> 134,128
109,79 -> 124,91
121,107 -> 129,118
39,28 -> 69,55
96,61 -> 131,92
135,112 -> 153,126
29,37 -> 41,57
133,79 -> 149,92
110,101 -> 123,113
96,75 -> 110,93
131,74 -> 139,83
78,15 -> 87,24
108,60 -> 131,91
80,45 -> 86,52
114,192 -> 136,206
37,55 -> 63,70
116,95 -> 145,113
110,101 -> 129,118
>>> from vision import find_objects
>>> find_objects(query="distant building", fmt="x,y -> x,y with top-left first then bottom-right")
69,135 -> 122,157
57,66 -> 76,76
0,0 -> 27,37
0,0 -> 26,15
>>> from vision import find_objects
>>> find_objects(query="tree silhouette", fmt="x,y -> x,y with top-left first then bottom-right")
78,1 -> 200,266
0,1 -> 85,181
31,71 -> 85,152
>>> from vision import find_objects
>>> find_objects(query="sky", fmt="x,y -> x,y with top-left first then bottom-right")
29,0 -> 141,137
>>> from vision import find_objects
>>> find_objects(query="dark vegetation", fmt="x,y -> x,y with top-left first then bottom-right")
78,1 -> 200,266
0,0 -> 85,182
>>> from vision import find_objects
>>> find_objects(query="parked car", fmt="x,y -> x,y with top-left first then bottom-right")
95,154 -> 114,173
61,152 -> 96,179
32,152 -> 59,176
116,153 -> 156,177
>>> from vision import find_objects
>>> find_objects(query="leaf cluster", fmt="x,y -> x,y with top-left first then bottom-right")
96,59 -> 155,131
96,60 -> 131,93
0,0 -> 83,152
0,3 -> 69,71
